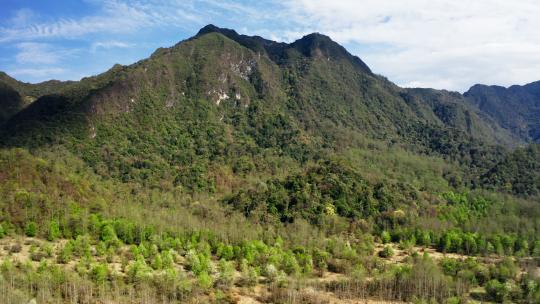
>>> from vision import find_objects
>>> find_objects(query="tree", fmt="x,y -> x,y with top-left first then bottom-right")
151,253 -> 163,270
48,220 -> 61,241
485,279 -> 509,302
91,263 -> 109,284
197,271 -> 213,291
25,221 -> 37,237
381,231 -> 391,244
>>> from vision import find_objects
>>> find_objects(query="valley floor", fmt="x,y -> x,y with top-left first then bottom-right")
1,236 -> 524,304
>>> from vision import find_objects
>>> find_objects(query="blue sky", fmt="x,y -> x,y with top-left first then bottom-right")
1,0 -> 539,92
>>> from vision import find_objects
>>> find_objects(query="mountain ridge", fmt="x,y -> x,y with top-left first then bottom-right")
0,25 -> 537,196
464,80 -> 540,142
0,25 -> 515,152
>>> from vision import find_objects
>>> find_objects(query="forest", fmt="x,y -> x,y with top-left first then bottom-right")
0,25 -> 539,303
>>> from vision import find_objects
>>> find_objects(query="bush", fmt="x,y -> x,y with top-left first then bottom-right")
381,231 -> 391,244
485,279 -> 509,302
57,241 -> 74,264
197,271 -> 214,291
186,249 -> 211,275
379,245 -> 394,258
216,260 -> 235,289
151,253 -> 163,270
238,260 -> 258,287
91,263 -> 109,284
264,264 -> 279,282
48,220 -> 61,241
126,256 -> 151,283
25,222 -> 37,237
161,250 -> 174,268
281,252 -> 301,275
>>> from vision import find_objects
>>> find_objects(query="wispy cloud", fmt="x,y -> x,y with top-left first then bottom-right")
15,42 -> 78,65
8,67 -> 66,78
0,1 -> 155,42
91,40 -> 134,52
8,8 -> 37,27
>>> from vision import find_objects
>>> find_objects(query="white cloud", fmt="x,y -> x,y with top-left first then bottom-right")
278,0 -> 540,91
91,40 -> 134,52
15,42 -> 63,64
0,0 -> 275,43
8,67 -> 66,78
8,8 -> 37,27
0,1 -> 156,42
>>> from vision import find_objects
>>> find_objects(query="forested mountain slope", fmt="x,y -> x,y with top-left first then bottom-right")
465,81 -> 540,142
0,25 -> 538,303
0,26 -> 521,182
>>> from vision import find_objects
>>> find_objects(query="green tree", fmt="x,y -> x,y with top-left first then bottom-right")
381,230 -> 392,244
25,221 -> 37,237
48,220 -> 61,241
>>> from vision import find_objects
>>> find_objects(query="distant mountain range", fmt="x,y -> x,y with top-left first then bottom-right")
465,81 -> 540,142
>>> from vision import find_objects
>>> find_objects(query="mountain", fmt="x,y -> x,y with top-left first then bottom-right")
1,26 -> 517,150
0,25 -> 539,304
464,81 -> 540,142
0,25 -> 531,190
0,71 -> 71,125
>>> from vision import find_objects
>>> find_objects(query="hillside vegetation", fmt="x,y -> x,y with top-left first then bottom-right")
0,26 -> 539,303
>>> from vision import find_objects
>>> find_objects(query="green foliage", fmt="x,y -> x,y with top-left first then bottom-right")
381,231 -> 391,244
0,26 -> 538,304
379,245 -> 394,258
25,221 -> 37,237
48,220 -> 61,241
485,279 -> 510,302
90,263 -> 109,284
186,249 -> 211,275
0,223 -> 5,238
126,255 -> 151,283
216,259 -> 235,289
196,271 -> 214,291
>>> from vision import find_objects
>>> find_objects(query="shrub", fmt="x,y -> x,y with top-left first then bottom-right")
327,258 -> 352,274
281,252 -> 300,275
100,224 -> 118,245
381,231 -> 391,244
48,220 -> 61,241
197,271 -> 214,291
379,245 -> 394,258
127,256 -> 151,283
25,222 -> 37,237
485,279 -> 508,302
57,241 -> 74,264
186,249 -> 211,275
91,263 -> 109,284
217,243 -> 234,260
161,250 -> 174,268
216,260 -> 235,289
264,264 -> 279,282
151,253 -> 163,270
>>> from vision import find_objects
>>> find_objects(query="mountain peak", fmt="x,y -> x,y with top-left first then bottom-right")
193,25 -> 371,74
196,24 -> 239,37
291,32 -> 372,74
